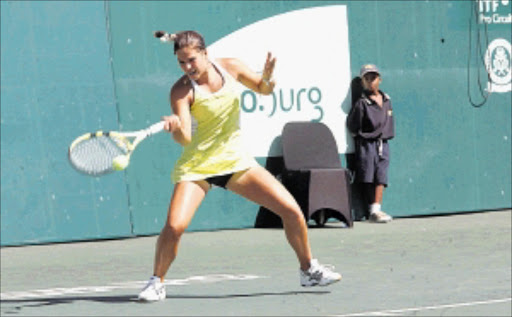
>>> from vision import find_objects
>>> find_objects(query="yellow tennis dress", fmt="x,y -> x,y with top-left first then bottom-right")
172,62 -> 258,183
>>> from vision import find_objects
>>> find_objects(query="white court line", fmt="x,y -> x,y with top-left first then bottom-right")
0,274 -> 267,300
331,298 -> 512,316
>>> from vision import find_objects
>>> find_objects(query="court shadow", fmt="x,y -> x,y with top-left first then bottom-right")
0,290 -> 330,313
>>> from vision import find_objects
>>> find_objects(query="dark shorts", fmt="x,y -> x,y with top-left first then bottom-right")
354,139 -> 390,186
205,173 -> 235,189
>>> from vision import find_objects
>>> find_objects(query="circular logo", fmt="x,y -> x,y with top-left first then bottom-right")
485,38 -> 511,87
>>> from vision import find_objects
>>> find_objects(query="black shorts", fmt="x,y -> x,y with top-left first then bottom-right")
354,139 -> 389,186
205,173 -> 235,189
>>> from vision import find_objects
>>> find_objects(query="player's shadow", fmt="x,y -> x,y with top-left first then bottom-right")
169,290 -> 330,299
0,290 -> 330,313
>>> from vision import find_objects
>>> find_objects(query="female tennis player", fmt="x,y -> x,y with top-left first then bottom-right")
138,30 -> 341,301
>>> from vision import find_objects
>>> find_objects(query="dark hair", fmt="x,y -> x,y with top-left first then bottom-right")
154,30 -> 206,54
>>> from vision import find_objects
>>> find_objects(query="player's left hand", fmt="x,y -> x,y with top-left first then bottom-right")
262,52 -> 276,85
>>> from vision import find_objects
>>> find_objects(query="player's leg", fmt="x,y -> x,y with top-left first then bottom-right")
139,180 -> 209,301
153,180 -> 210,278
227,165 -> 341,286
227,165 -> 311,268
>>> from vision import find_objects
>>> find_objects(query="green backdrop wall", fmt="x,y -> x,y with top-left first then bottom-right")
1,0 -> 511,246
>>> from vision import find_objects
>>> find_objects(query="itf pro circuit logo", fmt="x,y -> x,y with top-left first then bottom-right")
477,0 -> 512,24
485,38 -> 512,93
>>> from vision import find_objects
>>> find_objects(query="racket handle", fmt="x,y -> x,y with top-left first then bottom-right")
147,121 -> 166,135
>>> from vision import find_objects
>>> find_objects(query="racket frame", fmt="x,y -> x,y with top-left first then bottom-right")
68,121 -> 165,175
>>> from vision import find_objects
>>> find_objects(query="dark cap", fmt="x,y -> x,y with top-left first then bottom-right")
360,64 -> 380,77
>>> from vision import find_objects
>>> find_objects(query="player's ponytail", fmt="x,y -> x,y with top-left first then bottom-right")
154,31 -> 177,43
153,30 -> 206,55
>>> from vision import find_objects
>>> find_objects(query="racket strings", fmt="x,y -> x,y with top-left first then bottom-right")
69,135 -> 129,175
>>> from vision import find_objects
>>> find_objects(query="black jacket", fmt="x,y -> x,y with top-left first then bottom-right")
346,90 -> 395,141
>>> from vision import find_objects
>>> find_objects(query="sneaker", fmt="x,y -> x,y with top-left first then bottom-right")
138,276 -> 166,302
300,259 -> 342,287
369,211 -> 392,223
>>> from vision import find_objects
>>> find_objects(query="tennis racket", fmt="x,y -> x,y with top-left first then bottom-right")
68,121 -> 166,176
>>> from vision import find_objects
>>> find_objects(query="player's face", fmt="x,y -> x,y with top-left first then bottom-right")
176,46 -> 208,80
362,72 -> 381,91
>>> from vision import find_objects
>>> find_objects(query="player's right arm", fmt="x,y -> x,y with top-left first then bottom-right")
165,76 -> 194,145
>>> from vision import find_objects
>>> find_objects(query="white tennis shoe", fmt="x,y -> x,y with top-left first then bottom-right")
300,259 -> 342,287
369,211 -> 393,223
138,276 -> 166,302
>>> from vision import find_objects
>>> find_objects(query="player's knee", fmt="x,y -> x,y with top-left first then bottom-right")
280,205 -> 305,224
163,221 -> 186,240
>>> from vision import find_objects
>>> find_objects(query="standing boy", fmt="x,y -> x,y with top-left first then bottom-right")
347,64 -> 394,223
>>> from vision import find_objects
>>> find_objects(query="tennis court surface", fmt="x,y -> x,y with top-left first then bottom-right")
1,210 -> 510,316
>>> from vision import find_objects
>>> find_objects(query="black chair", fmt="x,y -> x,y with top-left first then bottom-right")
281,121 -> 353,227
